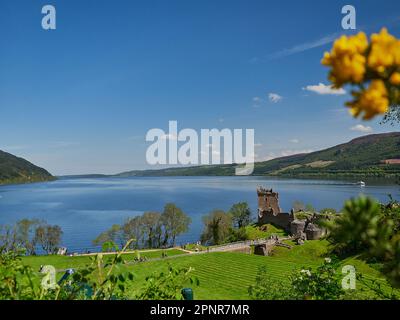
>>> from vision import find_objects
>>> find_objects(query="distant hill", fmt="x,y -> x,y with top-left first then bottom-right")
117,132 -> 400,178
0,150 -> 54,185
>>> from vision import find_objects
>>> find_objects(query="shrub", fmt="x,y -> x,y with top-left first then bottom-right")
200,210 -> 232,245
0,249 -> 42,299
290,259 -> 345,300
248,259 -> 345,300
320,208 -> 337,215
325,196 -> 400,287
136,265 -> 199,300
248,266 -> 294,300
325,196 -> 392,256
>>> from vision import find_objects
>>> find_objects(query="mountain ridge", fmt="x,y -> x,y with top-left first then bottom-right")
0,150 -> 54,185
117,132 -> 400,178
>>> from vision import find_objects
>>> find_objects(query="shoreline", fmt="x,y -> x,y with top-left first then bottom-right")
53,174 -> 399,186
1,174 -> 398,188
0,176 -> 57,187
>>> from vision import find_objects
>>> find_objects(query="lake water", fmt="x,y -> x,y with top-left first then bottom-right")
0,176 -> 398,253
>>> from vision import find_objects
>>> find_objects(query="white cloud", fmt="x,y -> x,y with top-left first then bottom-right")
252,96 -> 263,108
350,124 -> 373,133
280,149 -> 314,157
303,83 -> 346,95
265,32 -> 341,60
268,93 -> 283,103
289,139 -> 300,144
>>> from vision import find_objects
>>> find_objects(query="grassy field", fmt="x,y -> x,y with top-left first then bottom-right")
22,248 -> 186,271
127,251 -> 311,299
245,224 -> 287,239
21,240 -> 398,300
126,240 -> 396,299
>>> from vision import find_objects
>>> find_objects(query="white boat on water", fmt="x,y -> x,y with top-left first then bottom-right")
357,181 -> 366,187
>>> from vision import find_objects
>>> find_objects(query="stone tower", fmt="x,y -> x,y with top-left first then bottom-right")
257,187 -> 281,217
257,187 -> 293,231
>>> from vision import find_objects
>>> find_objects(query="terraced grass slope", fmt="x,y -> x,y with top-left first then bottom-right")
22,241 -> 396,300
126,240 -> 394,299
129,252 -> 307,299
21,248 -> 186,271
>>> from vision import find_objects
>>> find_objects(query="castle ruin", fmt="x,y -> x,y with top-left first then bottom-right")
257,186 -> 326,241
257,187 -> 294,231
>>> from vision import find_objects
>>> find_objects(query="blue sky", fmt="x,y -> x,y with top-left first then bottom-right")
1,0 -> 400,175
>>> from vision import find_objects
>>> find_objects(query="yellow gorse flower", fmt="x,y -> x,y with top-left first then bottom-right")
321,32 -> 368,87
368,28 -> 400,73
322,28 -> 400,120
390,72 -> 400,85
347,80 -> 389,120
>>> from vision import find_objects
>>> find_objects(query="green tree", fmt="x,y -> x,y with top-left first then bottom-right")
161,203 -> 191,247
93,224 -> 124,249
0,224 -> 17,254
15,219 -> 42,255
200,210 -> 232,245
229,202 -> 251,229
141,212 -> 162,248
34,224 -> 63,255
122,216 -> 144,249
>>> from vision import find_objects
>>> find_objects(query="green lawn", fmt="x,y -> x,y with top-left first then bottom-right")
127,252 -> 305,299
21,240 -> 398,300
273,240 -> 391,282
22,248 -> 186,271
245,224 -> 287,240
126,240 -> 397,299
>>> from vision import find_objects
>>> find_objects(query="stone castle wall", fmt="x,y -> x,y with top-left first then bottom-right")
258,211 -> 294,232
257,187 -> 325,240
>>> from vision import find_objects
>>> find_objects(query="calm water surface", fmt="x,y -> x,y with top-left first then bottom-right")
0,176 -> 398,252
